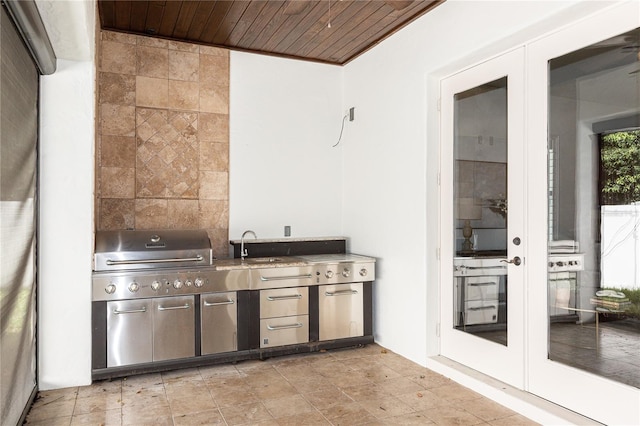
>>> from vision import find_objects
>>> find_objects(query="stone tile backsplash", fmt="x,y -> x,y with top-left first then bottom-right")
96,31 -> 230,257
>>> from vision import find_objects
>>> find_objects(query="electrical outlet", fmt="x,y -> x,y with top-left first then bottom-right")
284,225 -> 291,237
349,107 -> 355,121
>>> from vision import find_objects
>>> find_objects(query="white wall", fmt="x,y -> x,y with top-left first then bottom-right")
229,53 -> 343,244
341,0 -> 604,365
38,59 -> 94,389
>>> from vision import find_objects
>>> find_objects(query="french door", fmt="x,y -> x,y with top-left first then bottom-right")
440,47 -> 526,388
441,2 -> 639,424
527,3 -> 639,424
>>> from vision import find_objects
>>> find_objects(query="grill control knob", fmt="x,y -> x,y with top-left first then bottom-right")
342,268 -> 351,278
128,282 -> 139,293
185,279 -> 193,287
151,280 -> 161,291
359,268 -> 368,277
105,284 -> 116,294
548,262 -> 554,268
194,278 -> 204,288
556,261 -> 565,267
173,279 -> 183,289
325,270 -> 334,279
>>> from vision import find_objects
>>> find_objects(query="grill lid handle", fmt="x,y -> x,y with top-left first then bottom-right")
105,255 -> 204,266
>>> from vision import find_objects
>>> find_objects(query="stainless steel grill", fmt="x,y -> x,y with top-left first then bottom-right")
92,229 -> 221,369
92,229 -> 221,302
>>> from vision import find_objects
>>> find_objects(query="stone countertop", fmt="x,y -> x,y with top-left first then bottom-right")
229,236 -> 347,244
213,253 -> 376,271
214,257 -> 309,271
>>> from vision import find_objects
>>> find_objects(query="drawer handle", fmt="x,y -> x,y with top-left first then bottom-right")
260,274 -> 312,281
267,294 -> 303,301
113,307 -> 147,314
267,322 -> 303,331
468,282 -> 496,286
468,305 -> 497,311
157,304 -> 191,311
203,299 -> 235,307
325,290 -> 358,296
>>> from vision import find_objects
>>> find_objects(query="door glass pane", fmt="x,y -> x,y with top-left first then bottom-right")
453,77 -> 509,345
548,28 -> 640,388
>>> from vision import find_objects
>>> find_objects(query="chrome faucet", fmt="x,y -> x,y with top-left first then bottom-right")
240,230 -> 257,260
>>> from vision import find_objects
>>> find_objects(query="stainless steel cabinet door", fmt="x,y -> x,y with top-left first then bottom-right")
107,300 -> 153,367
153,296 -> 195,361
319,283 -> 364,341
201,292 -> 237,355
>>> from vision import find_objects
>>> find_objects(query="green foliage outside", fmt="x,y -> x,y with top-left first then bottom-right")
602,287 -> 640,318
601,130 -> 640,205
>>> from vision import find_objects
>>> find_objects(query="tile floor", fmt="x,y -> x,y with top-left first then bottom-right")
25,344 -> 538,426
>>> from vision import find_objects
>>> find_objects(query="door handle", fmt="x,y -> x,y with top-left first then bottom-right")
501,256 -> 522,266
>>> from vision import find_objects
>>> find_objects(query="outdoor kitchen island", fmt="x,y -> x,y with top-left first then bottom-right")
91,232 -> 375,380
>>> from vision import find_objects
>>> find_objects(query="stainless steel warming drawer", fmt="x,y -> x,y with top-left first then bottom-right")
259,286 -> 310,348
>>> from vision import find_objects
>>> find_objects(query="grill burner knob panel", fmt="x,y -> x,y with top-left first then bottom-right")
105,284 -> 116,294
128,282 -> 139,292
151,280 -> 161,291
194,278 -> 204,288
359,268 -> 368,277
173,279 -> 183,289
342,268 -> 351,278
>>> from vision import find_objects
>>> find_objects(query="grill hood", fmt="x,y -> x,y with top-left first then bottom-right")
94,229 -> 212,272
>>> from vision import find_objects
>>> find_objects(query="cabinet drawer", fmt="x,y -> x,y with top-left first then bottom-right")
251,266 -> 314,289
260,287 -> 308,318
465,276 -> 499,301
464,300 -> 498,325
260,315 -> 309,348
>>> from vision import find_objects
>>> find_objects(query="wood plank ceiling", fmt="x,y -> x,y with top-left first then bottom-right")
98,1 -> 444,65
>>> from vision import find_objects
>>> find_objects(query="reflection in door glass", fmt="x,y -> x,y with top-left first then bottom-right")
453,78 -> 509,346
548,28 -> 640,388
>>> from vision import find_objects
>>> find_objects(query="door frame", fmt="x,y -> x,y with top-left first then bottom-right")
439,46 -> 526,389
437,2 -> 639,424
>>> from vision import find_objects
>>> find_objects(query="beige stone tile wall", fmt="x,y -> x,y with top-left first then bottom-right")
96,31 -> 229,257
